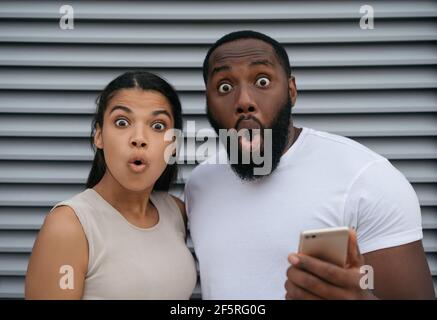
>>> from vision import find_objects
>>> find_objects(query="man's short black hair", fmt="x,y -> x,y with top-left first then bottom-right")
202,30 -> 292,84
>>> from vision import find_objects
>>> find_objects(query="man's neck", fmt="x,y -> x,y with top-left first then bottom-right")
282,125 -> 302,155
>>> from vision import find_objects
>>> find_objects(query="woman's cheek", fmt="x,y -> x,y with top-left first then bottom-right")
104,148 -> 121,176
103,138 -> 125,173
152,142 -> 171,169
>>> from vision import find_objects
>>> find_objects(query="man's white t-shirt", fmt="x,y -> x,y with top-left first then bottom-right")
185,127 -> 423,299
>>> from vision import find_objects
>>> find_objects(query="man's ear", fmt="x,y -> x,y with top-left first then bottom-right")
93,123 -> 103,150
288,76 -> 297,107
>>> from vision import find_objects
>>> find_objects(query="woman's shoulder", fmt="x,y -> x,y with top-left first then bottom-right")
46,189 -> 97,238
44,205 -> 85,240
44,206 -> 81,234
47,189 -> 101,238
50,189 -> 101,220
51,189 -> 96,210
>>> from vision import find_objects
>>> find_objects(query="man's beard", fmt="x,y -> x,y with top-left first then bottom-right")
207,94 -> 292,181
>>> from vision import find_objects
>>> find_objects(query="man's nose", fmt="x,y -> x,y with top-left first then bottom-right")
235,85 -> 257,115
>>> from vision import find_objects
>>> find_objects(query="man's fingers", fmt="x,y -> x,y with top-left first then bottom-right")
289,253 -> 351,288
346,230 -> 364,268
285,279 -> 322,300
286,264 -> 346,299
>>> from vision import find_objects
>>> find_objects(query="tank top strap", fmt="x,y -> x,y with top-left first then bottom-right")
151,191 -> 186,237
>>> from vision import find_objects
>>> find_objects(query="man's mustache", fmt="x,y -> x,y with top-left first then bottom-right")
234,115 -> 264,130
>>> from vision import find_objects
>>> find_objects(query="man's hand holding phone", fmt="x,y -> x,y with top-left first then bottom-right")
285,228 -> 377,300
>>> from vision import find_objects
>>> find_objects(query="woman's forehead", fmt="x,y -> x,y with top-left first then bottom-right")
108,89 -> 172,113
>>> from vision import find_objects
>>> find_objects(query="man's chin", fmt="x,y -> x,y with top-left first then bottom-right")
229,163 -> 262,181
227,136 -> 269,181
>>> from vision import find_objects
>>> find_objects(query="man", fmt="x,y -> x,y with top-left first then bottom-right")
184,30 -> 434,299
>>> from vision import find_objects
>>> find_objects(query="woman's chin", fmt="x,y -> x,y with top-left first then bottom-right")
117,180 -> 155,193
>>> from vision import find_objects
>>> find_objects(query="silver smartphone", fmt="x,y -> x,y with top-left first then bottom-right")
298,226 -> 350,267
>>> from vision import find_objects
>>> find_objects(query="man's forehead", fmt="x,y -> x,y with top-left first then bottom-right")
209,38 -> 277,67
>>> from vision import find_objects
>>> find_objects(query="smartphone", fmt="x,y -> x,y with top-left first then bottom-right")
298,226 -> 350,267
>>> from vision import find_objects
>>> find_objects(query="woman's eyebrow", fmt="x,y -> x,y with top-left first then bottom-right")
109,105 -> 132,114
109,105 -> 172,119
151,109 -> 172,119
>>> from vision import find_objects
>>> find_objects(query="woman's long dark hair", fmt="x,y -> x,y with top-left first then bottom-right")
86,71 -> 183,191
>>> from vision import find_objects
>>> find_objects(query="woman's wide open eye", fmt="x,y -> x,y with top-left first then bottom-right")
151,122 -> 166,131
115,118 -> 129,127
218,83 -> 233,93
255,77 -> 271,88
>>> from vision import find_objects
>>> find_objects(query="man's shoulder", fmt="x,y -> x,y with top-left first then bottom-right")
303,127 -> 386,164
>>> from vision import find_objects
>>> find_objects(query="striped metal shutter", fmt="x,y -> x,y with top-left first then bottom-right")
0,0 -> 436,299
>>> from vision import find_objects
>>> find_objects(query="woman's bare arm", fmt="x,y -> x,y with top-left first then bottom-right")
25,206 -> 88,299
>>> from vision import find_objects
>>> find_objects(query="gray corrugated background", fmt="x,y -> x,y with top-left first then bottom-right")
0,0 -> 436,299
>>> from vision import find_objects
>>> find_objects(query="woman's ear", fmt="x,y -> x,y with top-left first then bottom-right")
172,136 -> 177,156
170,135 -> 179,157
93,123 -> 103,149
288,76 -> 297,107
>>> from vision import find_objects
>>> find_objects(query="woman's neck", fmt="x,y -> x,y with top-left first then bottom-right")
92,171 -> 154,220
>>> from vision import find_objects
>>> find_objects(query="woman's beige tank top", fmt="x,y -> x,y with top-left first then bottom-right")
51,188 -> 197,299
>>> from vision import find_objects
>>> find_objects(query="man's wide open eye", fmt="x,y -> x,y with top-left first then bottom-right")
218,83 -> 233,93
115,118 -> 129,127
255,77 -> 271,88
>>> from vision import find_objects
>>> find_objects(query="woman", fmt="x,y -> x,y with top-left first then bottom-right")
25,71 -> 197,299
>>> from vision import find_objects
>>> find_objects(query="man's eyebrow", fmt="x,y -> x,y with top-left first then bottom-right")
211,65 -> 231,77
249,59 -> 274,67
109,105 -> 132,114
210,59 -> 273,77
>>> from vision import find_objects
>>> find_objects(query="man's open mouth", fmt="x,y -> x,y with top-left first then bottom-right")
235,117 -> 262,132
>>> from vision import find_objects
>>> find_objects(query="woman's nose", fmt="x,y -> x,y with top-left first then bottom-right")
131,139 -> 147,148
130,130 -> 147,148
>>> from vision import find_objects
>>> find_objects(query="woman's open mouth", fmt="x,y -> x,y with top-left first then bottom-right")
128,157 -> 148,173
